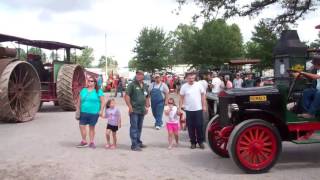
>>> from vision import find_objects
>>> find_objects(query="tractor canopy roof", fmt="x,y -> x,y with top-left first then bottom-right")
0,33 -> 84,50
0,33 -> 32,43
19,40 -> 84,50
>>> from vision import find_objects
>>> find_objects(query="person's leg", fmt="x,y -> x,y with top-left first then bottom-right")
195,110 -> 204,145
89,126 -> 95,144
173,124 -> 179,145
186,111 -> 196,145
114,87 -> 117,97
88,114 -> 99,145
151,100 -> 157,127
137,114 -> 144,146
157,102 -> 165,127
79,125 -> 87,142
106,129 -> 111,146
168,132 -> 173,149
120,87 -> 123,97
112,131 -> 117,146
129,113 -> 139,149
302,88 -> 316,112
308,90 -> 320,116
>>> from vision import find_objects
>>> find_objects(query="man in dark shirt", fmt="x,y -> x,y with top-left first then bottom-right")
125,70 -> 150,151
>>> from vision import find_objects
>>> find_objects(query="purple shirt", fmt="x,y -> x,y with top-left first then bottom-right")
105,108 -> 121,126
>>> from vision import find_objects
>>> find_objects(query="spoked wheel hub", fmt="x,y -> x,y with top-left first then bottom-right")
228,119 -> 281,174
206,116 -> 231,158
236,126 -> 277,169
0,59 -> 41,122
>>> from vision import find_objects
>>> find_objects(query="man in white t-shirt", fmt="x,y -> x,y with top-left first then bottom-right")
210,71 -> 225,94
179,71 -> 207,149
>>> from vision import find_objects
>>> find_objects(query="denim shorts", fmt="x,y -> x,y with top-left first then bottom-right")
79,112 -> 99,126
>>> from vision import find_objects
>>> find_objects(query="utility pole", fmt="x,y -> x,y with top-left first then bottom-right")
105,33 -> 108,79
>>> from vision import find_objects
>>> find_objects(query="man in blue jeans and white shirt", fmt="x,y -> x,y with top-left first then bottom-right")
125,70 -> 150,151
179,71 -> 207,149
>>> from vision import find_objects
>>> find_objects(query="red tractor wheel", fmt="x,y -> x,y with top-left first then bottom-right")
206,115 -> 230,158
57,64 -> 85,111
228,119 -> 281,174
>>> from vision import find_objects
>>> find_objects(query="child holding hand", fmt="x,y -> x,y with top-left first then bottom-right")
104,99 -> 121,149
164,98 -> 179,149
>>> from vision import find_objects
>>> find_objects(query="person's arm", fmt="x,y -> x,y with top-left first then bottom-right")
99,94 -> 106,117
145,95 -> 150,115
76,96 -> 81,112
124,84 -> 133,113
164,83 -> 169,105
117,109 -> 121,128
124,95 -> 133,113
179,94 -> 184,112
300,71 -> 320,80
201,92 -> 207,112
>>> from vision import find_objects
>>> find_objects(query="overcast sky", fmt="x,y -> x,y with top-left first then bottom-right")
0,0 -> 319,67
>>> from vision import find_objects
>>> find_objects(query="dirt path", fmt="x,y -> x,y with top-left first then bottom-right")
1,95 -> 320,180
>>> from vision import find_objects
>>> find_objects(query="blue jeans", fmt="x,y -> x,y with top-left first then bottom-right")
185,110 -> 204,144
151,101 -> 164,127
302,88 -> 320,115
129,112 -> 144,149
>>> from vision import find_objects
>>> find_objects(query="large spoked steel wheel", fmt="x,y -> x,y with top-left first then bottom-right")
228,119 -> 281,174
57,64 -> 85,111
206,115 -> 230,158
0,60 -> 41,122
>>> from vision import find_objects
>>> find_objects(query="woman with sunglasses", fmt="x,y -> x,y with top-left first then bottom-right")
76,77 -> 105,148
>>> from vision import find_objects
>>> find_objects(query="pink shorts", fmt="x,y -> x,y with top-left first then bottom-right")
166,123 -> 179,133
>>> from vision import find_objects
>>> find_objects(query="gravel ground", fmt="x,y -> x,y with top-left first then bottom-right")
1,94 -> 320,180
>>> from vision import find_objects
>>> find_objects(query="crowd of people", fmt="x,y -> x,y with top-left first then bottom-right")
75,69 -> 264,151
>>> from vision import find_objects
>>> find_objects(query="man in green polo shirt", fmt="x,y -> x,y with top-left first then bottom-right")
125,70 -> 150,151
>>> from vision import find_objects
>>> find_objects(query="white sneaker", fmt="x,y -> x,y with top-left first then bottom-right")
155,126 -> 160,130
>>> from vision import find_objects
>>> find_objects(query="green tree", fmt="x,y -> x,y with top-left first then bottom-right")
177,0 -> 318,31
128,58 -> 138,71
310,32 -> 320,49
97,55 -> 106,68
133,27 -> 172,72
17,48 -> 27,60
245,20 -> 277,70
171,24 -> 199,65
173,19 -> 243,68
50,51 -> 61,61
77,46 -> 94,68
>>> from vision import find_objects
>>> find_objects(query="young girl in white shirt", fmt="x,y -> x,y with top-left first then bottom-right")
164,98 -> 180,149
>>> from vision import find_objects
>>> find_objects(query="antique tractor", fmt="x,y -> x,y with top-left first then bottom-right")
0,34 -> 41,122
0,33 -> 86,123
205,29 -> 320,173
19,40 -> 86,111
